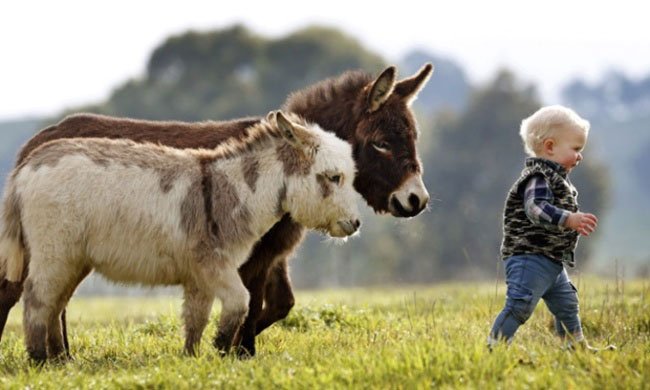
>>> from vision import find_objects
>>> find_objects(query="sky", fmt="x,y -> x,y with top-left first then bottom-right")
1,0 -> 649,121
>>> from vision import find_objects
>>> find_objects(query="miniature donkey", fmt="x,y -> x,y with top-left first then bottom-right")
0,63 -> 433,356
0,111 -> 360,363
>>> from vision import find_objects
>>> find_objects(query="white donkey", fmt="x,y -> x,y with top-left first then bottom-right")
0,111 -> 360,362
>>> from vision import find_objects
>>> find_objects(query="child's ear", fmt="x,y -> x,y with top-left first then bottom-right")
543,138 -> 555,154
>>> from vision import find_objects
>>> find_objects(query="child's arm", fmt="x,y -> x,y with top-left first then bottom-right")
523,175 -> 570,226
522,175 -> 598,236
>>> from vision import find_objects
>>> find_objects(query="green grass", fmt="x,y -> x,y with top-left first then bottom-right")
1,278 -> 648,389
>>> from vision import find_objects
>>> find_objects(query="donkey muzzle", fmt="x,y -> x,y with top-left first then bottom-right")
336,219 -> 361,236
388,174 -> 429,218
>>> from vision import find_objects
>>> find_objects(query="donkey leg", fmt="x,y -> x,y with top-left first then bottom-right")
23,255 -> 87,363
22,278 -> 53,364
181,284 -> 215,356
0,278 -> 23,343
244,214 -> 303,337
234,266 -> 268,358
46,305 -> 66,360
49,266 -> 91,360
255,258 -> 295,335
212,266 -> 249,355
61,310 -> 69,356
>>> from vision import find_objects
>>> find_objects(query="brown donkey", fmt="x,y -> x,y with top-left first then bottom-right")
0,63 -> 433,357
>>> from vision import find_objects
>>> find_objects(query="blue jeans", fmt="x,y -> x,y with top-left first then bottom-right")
489,254 -> 583,343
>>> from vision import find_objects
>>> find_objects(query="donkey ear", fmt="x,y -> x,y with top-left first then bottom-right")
276,111 -> 296,142
367,66 -> 396,112
393,63 -> 434,105
276,111 -> 314,150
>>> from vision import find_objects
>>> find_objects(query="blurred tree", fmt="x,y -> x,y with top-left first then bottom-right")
0,118 -> 42,175
401,50 -> 470,115
68,24 -> 384,122
633,140 -> 650,192
562,70 -> 650,121
262,26 -> 385,105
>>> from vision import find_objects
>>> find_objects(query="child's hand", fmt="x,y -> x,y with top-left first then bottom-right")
565,212 -> 598,236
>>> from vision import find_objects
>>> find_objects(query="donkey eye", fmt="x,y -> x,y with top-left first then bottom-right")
329,174 -> 341,184
372,141 -> 391,154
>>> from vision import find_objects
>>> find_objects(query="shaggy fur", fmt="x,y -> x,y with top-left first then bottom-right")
0,112 -> 359,362
0,63 -> 433,357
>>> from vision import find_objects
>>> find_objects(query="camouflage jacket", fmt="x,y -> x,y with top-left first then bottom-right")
500,158 -> 580,267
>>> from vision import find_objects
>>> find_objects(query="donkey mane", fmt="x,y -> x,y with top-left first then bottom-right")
283,70 -> 372,138
284,70 -> 371,112
192,114 -> 287,161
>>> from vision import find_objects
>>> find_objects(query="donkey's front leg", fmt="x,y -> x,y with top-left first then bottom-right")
182,284 -> 215,356
212,266 -> 250,355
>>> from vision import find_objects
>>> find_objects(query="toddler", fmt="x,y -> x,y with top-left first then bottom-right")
488,105 -> 613,351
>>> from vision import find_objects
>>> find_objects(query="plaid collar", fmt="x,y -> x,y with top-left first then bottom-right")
525,157 -> 568,178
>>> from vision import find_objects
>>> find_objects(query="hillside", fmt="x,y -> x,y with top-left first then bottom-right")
0,118 -> 43,180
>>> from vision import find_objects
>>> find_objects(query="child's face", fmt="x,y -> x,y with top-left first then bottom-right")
543,126 -> 587,172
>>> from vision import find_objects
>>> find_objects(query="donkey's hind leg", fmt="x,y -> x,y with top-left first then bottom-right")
23,259 -> 87,363
22,276 -> 53,364
0,278 -> 23,343
45,303 -> 66,360
47,266 -> 91,360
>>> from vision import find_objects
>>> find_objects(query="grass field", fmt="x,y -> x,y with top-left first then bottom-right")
1,278 -> 648,389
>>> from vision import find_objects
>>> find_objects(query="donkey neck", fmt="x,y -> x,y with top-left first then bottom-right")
202,143 -> 288,256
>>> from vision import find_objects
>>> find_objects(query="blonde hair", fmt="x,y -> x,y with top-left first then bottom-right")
519,105 -> 590,157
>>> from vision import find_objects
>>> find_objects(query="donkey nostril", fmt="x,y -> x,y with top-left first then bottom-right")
353,219 -> 361,229
408,193 -> 420,210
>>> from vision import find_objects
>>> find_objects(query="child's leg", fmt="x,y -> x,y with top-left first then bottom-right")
489,254 -> 563,345
544,271 -> 617,351
543,268 -> 583,340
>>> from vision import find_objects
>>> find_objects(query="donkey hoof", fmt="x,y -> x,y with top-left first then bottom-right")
183,345 -> 199,357
214,345 -> 231,359
236,345 -> 255,359
50,353 -> 74,365
215,347 -> 233,358
28,353 -> 47,367
213,335 -> 232,356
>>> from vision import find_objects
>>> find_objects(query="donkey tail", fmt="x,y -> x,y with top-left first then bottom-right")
0,182 -> 25,283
